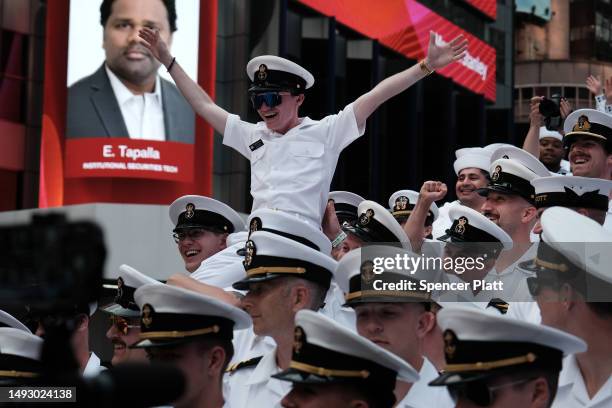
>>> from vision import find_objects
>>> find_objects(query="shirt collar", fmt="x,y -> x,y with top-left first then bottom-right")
105,64 -> 162,106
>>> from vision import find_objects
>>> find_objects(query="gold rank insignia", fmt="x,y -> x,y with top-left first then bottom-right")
491,165 -> 502,181
244,240 -> 256,267
360,260 -> 376,285
185,203 -> 195,219
359,209 -> 375,226
454,216 -> 468,235
141,304 -> 154,328
257,64 -> 268,81
293,326 -> 306,355
394,196 -> 409,211
443,330 -> 457,360
249,217 -> 262,235
573,115 -> 591,132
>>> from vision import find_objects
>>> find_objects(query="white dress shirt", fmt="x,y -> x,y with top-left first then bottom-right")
223,103 -> 365,229
223,347 -> 289,408
552,354 -> 612,408
106,65 -> 166,141
82,352 -> 106,378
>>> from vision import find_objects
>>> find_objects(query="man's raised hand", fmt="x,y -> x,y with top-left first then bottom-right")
138,27 -> 172,67
424,32 -> 468,71
419,181 -> 447,203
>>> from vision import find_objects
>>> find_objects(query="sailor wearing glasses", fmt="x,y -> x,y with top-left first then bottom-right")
101,264 -> 161,367
138,27 -> 467,231
169,195 -> 245,282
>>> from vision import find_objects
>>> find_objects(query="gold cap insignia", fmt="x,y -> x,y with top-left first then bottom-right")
293,326 -> 306,355
249,217 -> 262,235
141,304 -> 154,328
443,329 -> 458,360
244,240 -> 256,267
491,165 -> 502,182
185,203 -> 195,219
394,196 -> 409,211
359,209 -> 375,226
360,260 -> 376,285
257,64 -> 268,81
573,115 -> 591,132
454,216 -> 468,235
116,277 -> 124,301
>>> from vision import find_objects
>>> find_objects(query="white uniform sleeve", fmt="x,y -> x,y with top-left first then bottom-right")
222,113 -> 257,159
595,94 -> 607,113
326,102 -> 366,152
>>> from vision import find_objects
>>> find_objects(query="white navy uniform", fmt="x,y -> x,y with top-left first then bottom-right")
223,105 -> 365,229
223,347 -> 289,408
552,354 -> 612,408
396,357 -> 453,408
191,231 -> 248,288
83,352 -> 106,378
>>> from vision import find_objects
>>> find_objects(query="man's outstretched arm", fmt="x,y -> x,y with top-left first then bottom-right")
139,27 -> 229,135
352,32 -> 467,130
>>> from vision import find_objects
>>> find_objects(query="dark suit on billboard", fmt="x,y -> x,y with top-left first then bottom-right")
66,64 -> 195,143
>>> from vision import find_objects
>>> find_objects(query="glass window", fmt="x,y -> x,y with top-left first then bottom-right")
579,87 -> 590,99
564,86 -> 576,99
522,87 -> 533,99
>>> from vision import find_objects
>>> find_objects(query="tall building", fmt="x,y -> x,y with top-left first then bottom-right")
514,0 -> 612,135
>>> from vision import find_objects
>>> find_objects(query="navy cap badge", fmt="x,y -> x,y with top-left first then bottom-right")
257,64 -> 268,81
115,277 -> 124,303
454,216 -> 468,235
443,329 -> 458,360
249,217 -> 262,235
359,209 -> 375,226
185,203 -> 195,219
491,165 -> 502,182
360,260 -> 376,285
293,326 -> 306,355
244,240 -> 256,267
394,196 -> 409,211
573,115 -> 591,132
141,304 -> 154,328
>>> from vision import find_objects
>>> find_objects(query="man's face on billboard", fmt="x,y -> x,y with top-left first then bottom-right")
103,0 -> 172,90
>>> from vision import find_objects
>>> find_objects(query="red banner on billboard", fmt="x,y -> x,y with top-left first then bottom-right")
64,139 -> 194,182
463,0 -> 496,20
297,0 -> 496,102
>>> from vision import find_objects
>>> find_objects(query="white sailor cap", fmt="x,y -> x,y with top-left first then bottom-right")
531,175 -> 612,210
438,205 -> 512,251
480,146 -> 550,202
101,264 -> 161,317
0,310 -> 30,333
453,147 -> 491,175
246,208 -> 331,254
521,207 -> 612,300
343,201 -> 411,250
133,283 -> 251,348
273,310 -> 419,394
482,143 -> 514,154
329,191 -> 365,225
246,55 -> 315,94
334,246 -> 433,306
388,189 -> 439,224
0,327 -> 43,380
429,307 -> 586,386
539,126 -> 562,141
563,108 -> 612,150
232,231 -> 338,291
169,195 -> 245,234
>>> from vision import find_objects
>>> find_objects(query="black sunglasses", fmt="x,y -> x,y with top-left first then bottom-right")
526,276 -> 562,297
250,92 -> 283,109
448,377 -> 535,406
